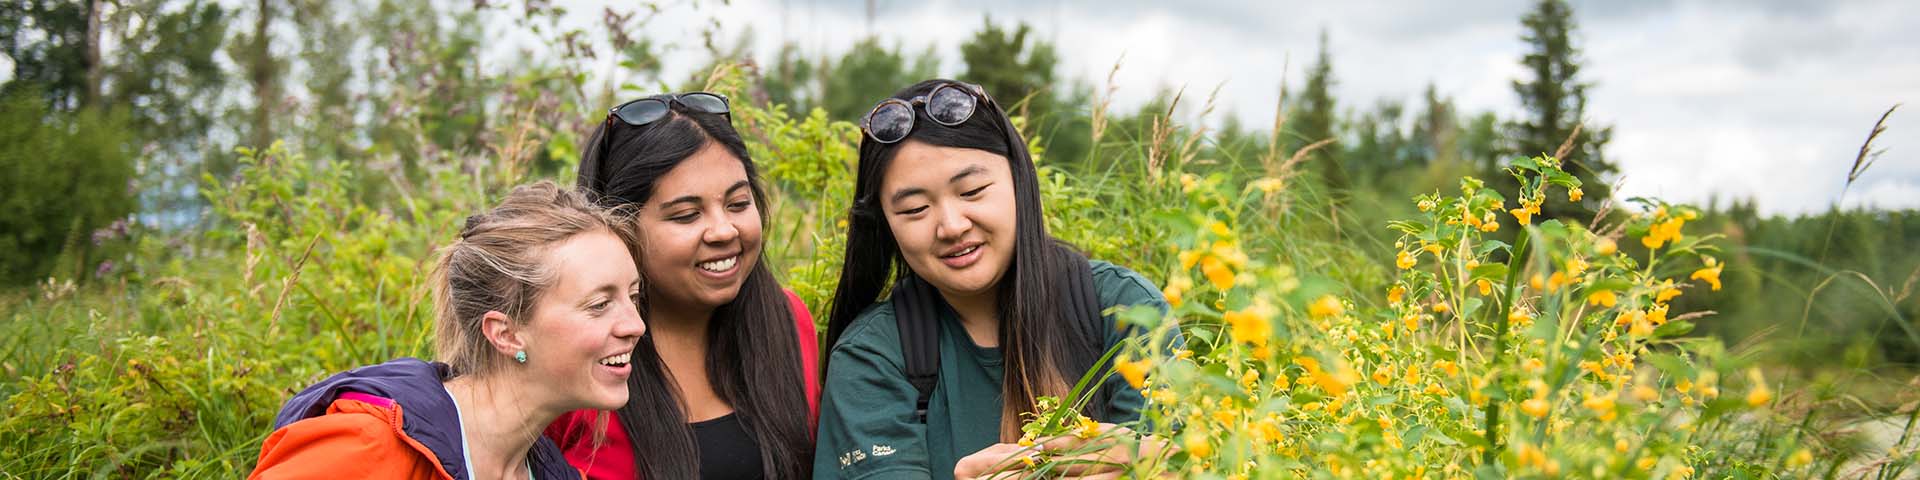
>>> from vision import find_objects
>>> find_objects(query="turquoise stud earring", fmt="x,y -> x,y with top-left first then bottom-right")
514,350 -> 527,364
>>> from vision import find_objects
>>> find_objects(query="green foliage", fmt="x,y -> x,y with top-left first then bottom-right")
1508,0 -> 1616,219
0,87 -> 137,285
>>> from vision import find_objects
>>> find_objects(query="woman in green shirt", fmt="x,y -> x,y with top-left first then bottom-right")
814,80 -> 1169,480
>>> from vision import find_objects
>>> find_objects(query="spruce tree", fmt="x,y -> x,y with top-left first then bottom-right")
1510,0 -> 1616,218
1296,29 -> 1346,192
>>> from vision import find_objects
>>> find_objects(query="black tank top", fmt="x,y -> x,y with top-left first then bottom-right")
692,412 -> 763,479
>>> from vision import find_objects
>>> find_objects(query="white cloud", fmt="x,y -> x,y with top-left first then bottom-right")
530,0 -> 1916,216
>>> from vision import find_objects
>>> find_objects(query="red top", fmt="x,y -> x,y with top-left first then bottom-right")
543,290 -> 820,480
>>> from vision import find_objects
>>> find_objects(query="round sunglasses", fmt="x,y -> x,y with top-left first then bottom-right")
860,82 -> 989,144
608,92 -> 731,127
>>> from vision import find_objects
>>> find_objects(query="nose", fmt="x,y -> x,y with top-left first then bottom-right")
702,215 -> 740,245
932,204 -> 971,242
614,301 -> 646,339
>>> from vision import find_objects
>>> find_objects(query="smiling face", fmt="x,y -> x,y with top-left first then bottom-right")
520,228 -> 647,411
879,140 -> 1019,302
635,142 -> 764,313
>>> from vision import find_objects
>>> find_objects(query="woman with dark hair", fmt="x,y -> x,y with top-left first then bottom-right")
814,80 -> 1171,479
544,92 -> 818,480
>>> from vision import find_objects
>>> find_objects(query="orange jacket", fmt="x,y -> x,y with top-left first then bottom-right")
251,393 -> 453,479
249,359 -> 579,479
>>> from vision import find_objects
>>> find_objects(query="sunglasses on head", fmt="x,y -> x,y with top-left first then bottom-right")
860,82 -> 990,144
607,91 -> 731,127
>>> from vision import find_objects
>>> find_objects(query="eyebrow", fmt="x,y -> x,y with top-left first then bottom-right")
657,180 -> 752,210
887,165 -> 987,206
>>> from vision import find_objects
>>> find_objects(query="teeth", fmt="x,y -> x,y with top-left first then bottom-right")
598,352 -> 630,366
945,245 -> 978,258
698,256 -> 737,272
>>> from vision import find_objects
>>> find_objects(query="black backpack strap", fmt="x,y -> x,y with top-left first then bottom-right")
1057,251 -> 1117,420
892,275 -> 941,423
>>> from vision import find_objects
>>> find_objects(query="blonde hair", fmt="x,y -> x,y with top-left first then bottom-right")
430,180 -> 637,377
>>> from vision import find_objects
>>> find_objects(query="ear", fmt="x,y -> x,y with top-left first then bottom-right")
480,310 -> 526,358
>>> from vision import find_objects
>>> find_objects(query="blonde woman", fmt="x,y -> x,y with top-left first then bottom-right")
250,182 -> 645,480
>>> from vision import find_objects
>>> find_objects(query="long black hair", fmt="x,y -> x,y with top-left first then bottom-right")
578,100 -> 812,479
822,79 -> 1110,440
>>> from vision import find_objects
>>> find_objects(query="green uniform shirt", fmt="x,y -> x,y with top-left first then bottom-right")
813,260 -> 1169,479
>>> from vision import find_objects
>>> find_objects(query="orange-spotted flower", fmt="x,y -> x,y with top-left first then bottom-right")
1387,285 -> 1406,304
1568,187 -> 1584,202
1396,250 -> 1417,270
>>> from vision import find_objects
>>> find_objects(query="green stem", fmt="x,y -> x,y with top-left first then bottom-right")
1481,228 -> 1532,465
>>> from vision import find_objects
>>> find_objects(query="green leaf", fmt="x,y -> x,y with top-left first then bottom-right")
1653,321 -> 1695,338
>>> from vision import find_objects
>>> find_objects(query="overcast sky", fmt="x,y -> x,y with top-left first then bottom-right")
599,0 -> 1914,216
10,1 -> 1910,216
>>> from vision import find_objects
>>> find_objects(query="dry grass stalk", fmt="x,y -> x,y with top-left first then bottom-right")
1091,56 -> 1123,145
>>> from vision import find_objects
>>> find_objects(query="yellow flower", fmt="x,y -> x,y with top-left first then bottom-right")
1676,378 -> 1694,394
1588,289 -> 1617,307
1629,317 -> 1655,337
1239,369 -> 1261,392
1252,177 -> 1285,194
1647,303 -> 1669,325
1476,279 -> 1493,295
1530,273 -> 1545,291
1183,433 -> 1213,458
1594,237 -> 1617,256
1583,392 -> 1619,421
1423,243 -> 1444,256
1209,220 -> 1232,237
1565,257 -> 1589,277
1162,275 -> 1192,308
1654,279 -> 1682,303
1633,384 -> 1659,402
1180,173 -> 1199,192
1745,368 -> 1773,407
1403,313 -> 1422,332
1522,358 -> 1545,373
1418,198 -> 1436,211
1403,363 -> 1421,385
1463,208 -> 1482,228
1509,308 -> 1534,328
1787,449 -> 1813,468
1432,360 -> 1460,377
1521,397 -> 1550,418
1116,356 -> 1153,389
1226,309 -> 1270,347
1309,295 -> 1345,319
1691,256 -> 1723,291
1546,271 -> 1568,292
1642,216 -> 1686,249
1431,302 -> 1450,314
1179,249 -> 1201,270
1372,366 -> 1395,385
1510,206 -> 1534,225
1568,188 -> 1584,202
1395,250 -> 1416,270
1273,373 -> 1292,391
1202,256 -> 1235,291
1480,212 -> 1500,232
1076,417 -> 1102,439
1387,285 -> 1405,304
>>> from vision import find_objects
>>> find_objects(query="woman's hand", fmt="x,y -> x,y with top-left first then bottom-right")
953,442 -> 1038,480
954,423 -> 1175,480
